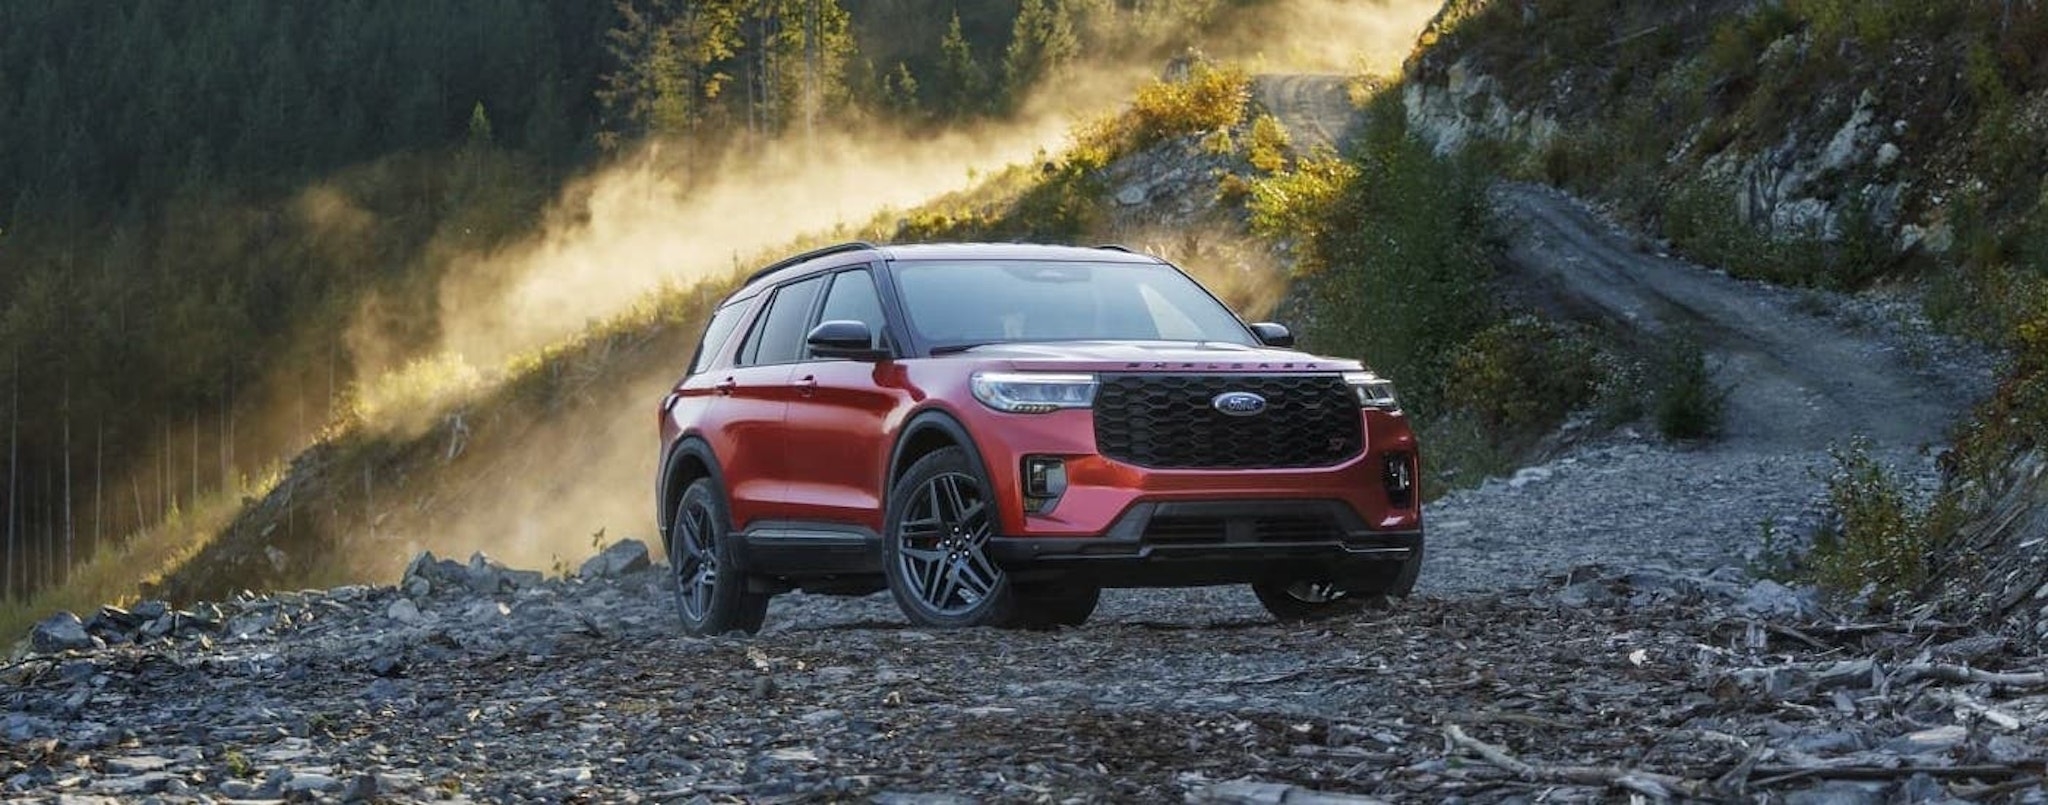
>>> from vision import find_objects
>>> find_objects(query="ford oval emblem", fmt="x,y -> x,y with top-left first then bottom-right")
1212,391 -> 1267,417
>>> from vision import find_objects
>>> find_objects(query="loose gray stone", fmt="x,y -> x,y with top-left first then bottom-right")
1884,724 -> 1967,756
579,540 -> 651,579
32,612 -> 95,653
387,598 -> 425,626
103,755 -> 174,774
1738,579 -> 1818,618
285,772 -> 342,794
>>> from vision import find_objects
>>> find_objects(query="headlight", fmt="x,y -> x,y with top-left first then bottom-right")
1343,371 -> 1400,411
971,372 -> 1098,413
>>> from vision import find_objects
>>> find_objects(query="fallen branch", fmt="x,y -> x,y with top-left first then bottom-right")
1751,619 -> 1831,651
1441,724 -> 1711,799
1749,764 -> 2037,787
1895,663 -> 2048,688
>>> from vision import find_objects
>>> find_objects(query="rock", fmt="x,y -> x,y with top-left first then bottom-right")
1555,581 -> 1615,608
1507,466 -> 1553,490
466,552 -> 507,593
32,612 -> 96,653
1189,780 -> 1392,804
1874,142 -> 1901,169
189,602 -> 225,631
1785,781 -> 1888,805
580,540 -> 651,579
1737,579 -> 1818,618
227,610 -> 279,639
402,550 -> 438,585
1884,724 -> 1967,756
340,773 -> 379,802
90,605 -> 144,632
103,755 -> 174,774
873,794 -> 978,805
367,655 -> 405,678
1115,184 -> 1149,206
549,767 -> 592,783
287,772 -> 342,793
130,600 -> 169,620
141,615 -> 176,638
3,713 -> 57,742
387,598 -> 426,626
504,569 -> 544,590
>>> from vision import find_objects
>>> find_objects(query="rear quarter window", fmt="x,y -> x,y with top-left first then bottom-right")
688,303 -> 750,375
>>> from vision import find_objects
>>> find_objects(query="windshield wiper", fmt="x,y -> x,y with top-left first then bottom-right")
928,342 -> 1000,355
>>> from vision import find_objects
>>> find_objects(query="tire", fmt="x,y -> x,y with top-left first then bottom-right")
1012,583 -> 1100,629
667,477 -> 769,636
1252,578 -> 1369,622
882,446 -> 1018,628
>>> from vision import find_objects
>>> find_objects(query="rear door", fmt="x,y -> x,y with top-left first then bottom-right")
714,274 -> 825,529
781,267 -> 905,534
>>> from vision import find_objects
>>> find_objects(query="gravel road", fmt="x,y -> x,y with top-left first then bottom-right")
2,80 -> 2037,803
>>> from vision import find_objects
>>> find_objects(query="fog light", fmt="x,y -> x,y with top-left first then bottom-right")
1023,456 -> 1068,513
1024,456 -> 1067,496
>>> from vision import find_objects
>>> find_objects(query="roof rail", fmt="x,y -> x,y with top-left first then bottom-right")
743,241 -> 880,285
1093,244 -> 1134,253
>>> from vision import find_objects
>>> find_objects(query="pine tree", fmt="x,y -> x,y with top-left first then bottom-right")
936,11 -> 986,117
1002,0 -> 1078,103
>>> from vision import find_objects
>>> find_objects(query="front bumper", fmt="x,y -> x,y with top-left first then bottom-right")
986,499 -> 1422,589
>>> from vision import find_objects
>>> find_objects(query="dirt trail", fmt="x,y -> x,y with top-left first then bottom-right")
1254,74 -> 1358,151
1259,75 -> 1982,453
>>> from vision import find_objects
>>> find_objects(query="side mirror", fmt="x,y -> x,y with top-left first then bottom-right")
1249,322 -> 1295,348
807,320 -> 889,361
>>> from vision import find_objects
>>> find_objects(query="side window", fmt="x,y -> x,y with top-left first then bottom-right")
688,303 -> 751,375
812,269 -> 887,355
739,275 -> 825,366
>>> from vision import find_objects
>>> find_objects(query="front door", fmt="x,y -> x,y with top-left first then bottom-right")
781,268 -> 903,534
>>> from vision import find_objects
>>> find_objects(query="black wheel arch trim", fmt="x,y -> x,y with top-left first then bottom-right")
885,408 -> 997,502
658,433 -> 731,543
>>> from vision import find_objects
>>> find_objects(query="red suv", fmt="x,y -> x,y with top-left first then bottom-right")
656,243 -> 1421,634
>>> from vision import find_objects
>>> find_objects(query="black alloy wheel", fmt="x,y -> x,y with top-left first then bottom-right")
883,447 -> 1019,627
668,477 -> 768,636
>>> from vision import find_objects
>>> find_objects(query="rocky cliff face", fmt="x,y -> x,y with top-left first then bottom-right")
1397,1 -> 2048,270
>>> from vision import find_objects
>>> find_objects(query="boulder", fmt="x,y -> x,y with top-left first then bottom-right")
31,612 -> 95,653
579,539 -> 651,579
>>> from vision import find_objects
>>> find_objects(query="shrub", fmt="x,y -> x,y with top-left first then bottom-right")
1078,61 -> 1251,161
1246,113 -> 1291,174
1443,316 -> 1603,433
1295,93 -> 1496,417
1811,438 -> 1934,605
1245,152 -> 1359,262
1650,334 -> 1726,440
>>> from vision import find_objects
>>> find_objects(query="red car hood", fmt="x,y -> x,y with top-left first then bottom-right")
948,341 -> 1365,374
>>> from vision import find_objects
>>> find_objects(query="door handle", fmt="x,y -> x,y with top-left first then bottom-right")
795,375 -> 817,397
713,378 -> 737,396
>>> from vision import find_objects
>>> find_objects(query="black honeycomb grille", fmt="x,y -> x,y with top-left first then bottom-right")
1093,374 -> 1362,469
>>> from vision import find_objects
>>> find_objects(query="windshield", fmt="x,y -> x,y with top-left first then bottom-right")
893,260 -> 1256,350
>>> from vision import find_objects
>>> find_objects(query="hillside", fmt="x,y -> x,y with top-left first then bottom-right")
1401,0 -> 2048,640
